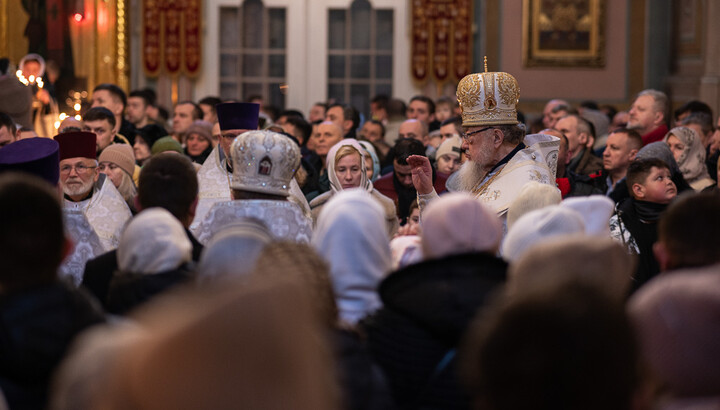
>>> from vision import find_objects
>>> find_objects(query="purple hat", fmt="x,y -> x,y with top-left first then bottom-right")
54,131 -> 97,160
0,137 -> 60,185
216,102 -> 260,131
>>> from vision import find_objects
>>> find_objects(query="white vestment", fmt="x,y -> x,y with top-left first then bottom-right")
61,175 -> 132,285
420,133 -> 559,218
190,146 -> 311,236
194,199 -> 313,245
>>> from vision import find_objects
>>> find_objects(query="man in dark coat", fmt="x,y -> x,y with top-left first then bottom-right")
362,193 -> 505,410
0,150 -> 105,410
82,153 -> 203,308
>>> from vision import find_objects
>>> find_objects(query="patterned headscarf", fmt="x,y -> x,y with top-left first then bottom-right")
664,126 -> 711,183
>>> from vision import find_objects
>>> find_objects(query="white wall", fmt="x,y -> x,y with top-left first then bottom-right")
193,0 -> 419,115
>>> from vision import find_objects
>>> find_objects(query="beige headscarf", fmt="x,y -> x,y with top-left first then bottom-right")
664,126 -> 713,189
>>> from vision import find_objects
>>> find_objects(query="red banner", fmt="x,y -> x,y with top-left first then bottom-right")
164,0 -> 182,74
411,0 -> 473,85
183,0 -> 201,76
143,0 -> 161,76
142,0 -> 201,77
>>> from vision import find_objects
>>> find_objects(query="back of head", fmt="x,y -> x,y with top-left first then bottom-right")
197,219 -> 273,282
117,208 -> 192,274
393,138 -> 425,165
462,279 -> 637,410
96,275 -> 339,410
502,205 -> 586,262
138,153 -> 198,223
254,241 -> 338,328
506,181 -> 562,230
0,173 -> 64,290
0,111 -> 17,137
135,124 -> 168,149
673,100 -> 712,122
658,192 -> 720,270
387,99 -> 407,119
312,189 -> 390,324
636,142 -> 681,176
629,269 -> 720,397
508,235 -> 634,300
679,112 -> 714,137
422,192 -> 503,259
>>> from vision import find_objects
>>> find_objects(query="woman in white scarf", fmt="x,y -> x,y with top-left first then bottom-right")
312,189 -> 392,326
664,126 -> 715,191
309,139 -> 398,235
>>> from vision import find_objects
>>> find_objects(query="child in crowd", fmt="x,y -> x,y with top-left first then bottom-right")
609,158 -> 677,292
434,97 -> 457,123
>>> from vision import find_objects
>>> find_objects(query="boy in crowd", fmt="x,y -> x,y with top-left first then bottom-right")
609,158 -> 677,292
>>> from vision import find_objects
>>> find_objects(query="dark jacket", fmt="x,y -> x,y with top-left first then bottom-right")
332,328 -> 396,410
362,252 -> 507,410
0,282 -> 105,410
568,148 -> 603,176
81,228 -> 203,309
106,264 -> 194,315
374,170 -> 447,224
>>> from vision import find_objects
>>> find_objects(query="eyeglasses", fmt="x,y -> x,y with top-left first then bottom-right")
461,126 -> 494,142
60,164 -> 97,175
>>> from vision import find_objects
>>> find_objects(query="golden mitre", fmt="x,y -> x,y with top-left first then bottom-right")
456,57 -> 520,127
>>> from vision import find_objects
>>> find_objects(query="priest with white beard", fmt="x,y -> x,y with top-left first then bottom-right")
55,131 -> 132,284
408,66 -> 560,226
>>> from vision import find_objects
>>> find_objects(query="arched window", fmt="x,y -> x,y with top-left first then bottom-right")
327,0 -> 393,117
219,0 -> 287,108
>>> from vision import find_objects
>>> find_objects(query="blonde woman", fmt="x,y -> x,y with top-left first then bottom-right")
98,144 -> 138,213
309,139 -> 398,235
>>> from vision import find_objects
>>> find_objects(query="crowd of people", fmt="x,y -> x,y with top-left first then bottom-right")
0,55 -> 720,410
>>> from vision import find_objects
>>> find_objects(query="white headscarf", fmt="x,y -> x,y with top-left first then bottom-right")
325,139 -> 372,193
312,189 -> 391,325
117,208 -> 192,274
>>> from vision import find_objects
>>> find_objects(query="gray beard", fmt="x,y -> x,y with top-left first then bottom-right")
454,160 -> 487,192
62,177 -> 94,198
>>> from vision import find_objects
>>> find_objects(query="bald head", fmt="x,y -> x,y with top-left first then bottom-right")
312,121 -> 344,158
398,119 -> 429,146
